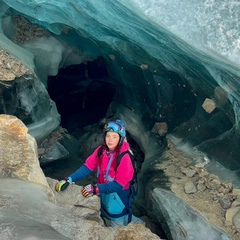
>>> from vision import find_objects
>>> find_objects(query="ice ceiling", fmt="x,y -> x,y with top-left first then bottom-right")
1,0 -> 240,239
1,0 -> 240,177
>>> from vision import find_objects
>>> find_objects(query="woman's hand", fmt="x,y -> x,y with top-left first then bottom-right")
82,184 -> 99,197
55,178 -> 70,192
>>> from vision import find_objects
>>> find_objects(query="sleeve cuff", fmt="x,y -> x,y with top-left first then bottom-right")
67,177 -> 73,183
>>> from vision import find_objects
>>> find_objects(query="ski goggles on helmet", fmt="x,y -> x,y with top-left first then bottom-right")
104,121 -> 126,138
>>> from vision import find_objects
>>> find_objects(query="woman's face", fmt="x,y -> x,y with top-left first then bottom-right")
105,132 -> 120,151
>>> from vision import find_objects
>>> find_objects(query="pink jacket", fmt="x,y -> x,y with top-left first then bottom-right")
85,141 -> 134,189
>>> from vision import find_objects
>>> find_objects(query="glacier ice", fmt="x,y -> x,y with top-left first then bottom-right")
133,0 -> 240,65
0,4 -> 61,140
22,36 -> 96,84
1,0 -> 240,239
3,0 -> 240,125
151,188 -> 232,240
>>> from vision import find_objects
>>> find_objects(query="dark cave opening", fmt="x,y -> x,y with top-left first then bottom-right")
46,56 -> 148,173
47,57 -> 116,136
45,56 -> 147,181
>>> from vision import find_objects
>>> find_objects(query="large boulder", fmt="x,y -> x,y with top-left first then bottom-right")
0,114 -> 52,193
0,114 -> 160,239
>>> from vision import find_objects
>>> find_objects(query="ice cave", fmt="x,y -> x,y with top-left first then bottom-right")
1,0 -> 240,239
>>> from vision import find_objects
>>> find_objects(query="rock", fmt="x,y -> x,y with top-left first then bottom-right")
202,98 -> 216,113
198,170 -> 209,177
0,48 -> 31,80
209,174 -> 220,180
224,182 -> 233,192
39,141 -> 70,165
204,181 -> 212,190
184,181 -> 197,194
181,168 -> 197,178
212,178 -> 221,186
232,199 -> 240,208
209,179 -> 221,191
226,207 -> 240,225
140,64 -> 148,70
47,178 -> 102,218
218,187 -> 231,194
38,127 -> 80,164
219,196 -> 232,209
197,181 -> 206,192
115,222 -> 159,240
151,122 -> 168,137
195,163 -> 205,168
38,147 -> 45,155
233,211 -> 240,229
233,188 -> 240,196
4,72 -> 16,80
0,114 -> 53,199
13,15 -> 49,43
108,54 -> 115,60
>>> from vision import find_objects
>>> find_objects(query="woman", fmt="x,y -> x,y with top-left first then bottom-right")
55,119 -> 143,226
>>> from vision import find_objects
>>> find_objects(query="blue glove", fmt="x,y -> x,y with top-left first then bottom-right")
55,177 -> 72,192
82,184 -> 99,197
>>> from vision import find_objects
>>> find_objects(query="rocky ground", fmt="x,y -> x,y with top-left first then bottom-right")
160,140 -> 240,240
0,47 -> 31,81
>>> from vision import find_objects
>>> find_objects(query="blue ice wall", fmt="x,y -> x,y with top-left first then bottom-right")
2,0 -> 240,169
1,0 -> 240,168
2,0 -> 240,121
1,1 -> 239,239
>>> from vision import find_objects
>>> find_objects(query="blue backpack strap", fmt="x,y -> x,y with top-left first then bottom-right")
105,155 -> 114,181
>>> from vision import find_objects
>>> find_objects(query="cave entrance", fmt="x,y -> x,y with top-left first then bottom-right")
46,55 -> 146,174
47,56 -> 116,137
46,56 -> 146,170
44,56 -> 166,237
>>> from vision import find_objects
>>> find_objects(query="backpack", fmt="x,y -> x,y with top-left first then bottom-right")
97,146 -> 138,223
